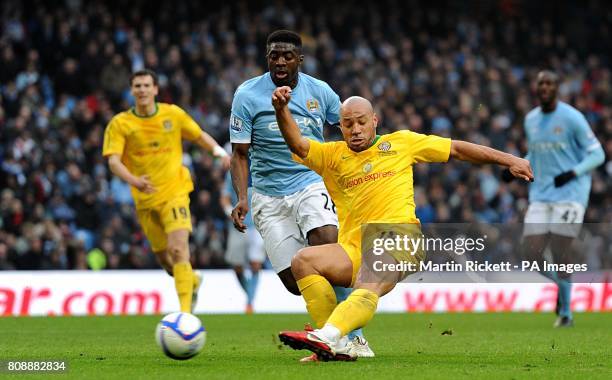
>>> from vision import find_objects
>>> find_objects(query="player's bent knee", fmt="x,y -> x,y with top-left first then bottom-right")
290,248 -> 306,268
290,248 -> 314,279
167,244 -> 189,263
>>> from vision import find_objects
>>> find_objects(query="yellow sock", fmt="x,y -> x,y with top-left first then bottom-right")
297,274 -> 337,328
327,289 -> 379,336
173,262 -> 194,312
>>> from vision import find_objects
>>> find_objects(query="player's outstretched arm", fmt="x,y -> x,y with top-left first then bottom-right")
107,154 -> 156,193
272,86 -> 310,158
193,131 -> 231,170
450,140 -> 534,182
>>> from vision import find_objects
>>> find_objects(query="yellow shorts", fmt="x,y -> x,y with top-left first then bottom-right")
136,194 -> 192,253
345,223 -> 425,285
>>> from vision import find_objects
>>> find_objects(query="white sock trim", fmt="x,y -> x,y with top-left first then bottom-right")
320,323 -> 342,342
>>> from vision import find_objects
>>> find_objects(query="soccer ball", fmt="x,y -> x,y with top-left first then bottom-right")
155,312 -> 206,360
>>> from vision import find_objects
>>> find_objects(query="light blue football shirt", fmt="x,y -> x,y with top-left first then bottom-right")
524,101 -> 602,206
229,72 -> 340,196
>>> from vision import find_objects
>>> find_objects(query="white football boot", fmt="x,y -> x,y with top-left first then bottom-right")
347,336 -> 375,358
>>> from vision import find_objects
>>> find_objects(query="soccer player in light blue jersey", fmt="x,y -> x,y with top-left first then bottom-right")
229,30 -> 373,359
522,70 -> 605,327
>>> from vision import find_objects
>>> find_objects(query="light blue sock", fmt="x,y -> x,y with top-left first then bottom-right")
558,278 -> 572,318
333,286 -> 364,339
540,270 -> 570,316
246,271 -> 259,306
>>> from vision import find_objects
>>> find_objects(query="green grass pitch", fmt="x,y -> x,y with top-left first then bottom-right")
1,313 -> 611,379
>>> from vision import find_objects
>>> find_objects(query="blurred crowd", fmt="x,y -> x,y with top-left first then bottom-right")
1,0 -> 610,270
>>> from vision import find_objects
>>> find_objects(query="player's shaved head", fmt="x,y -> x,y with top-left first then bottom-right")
341,96 -> 374,118
340,96 -> 378,152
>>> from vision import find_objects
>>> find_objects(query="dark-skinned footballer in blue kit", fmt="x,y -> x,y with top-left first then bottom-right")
507,70 -> 605,327
228,30 -> 374,360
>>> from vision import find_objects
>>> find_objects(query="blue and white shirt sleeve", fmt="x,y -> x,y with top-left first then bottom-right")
570,109 -> 605,176
229,89 -> 253,144
322,83 -> 341,126
571,111 -> 601,152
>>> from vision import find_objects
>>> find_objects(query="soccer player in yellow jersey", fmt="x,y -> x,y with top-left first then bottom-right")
103,69 -> 230,313
271,86 -> 534,360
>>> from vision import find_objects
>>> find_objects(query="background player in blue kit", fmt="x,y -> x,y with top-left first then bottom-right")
229,30 -> 373,358
519,71 -> 605,327
220,168 -> 265,314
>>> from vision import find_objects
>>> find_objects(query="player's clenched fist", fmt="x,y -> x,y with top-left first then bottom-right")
231,199 -> 249,233
508,158 -> 534,182
272,86 -> 292,110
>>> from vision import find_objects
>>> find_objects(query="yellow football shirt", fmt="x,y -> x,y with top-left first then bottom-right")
294,130 -> 451,264
103,103 -> 202,209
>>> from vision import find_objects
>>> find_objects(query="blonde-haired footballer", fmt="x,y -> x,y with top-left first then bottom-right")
271,86 -> 534,361
103,69 -> 230,312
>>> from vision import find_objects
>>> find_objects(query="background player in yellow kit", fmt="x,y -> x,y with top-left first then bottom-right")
103,69 -> 230,312
271,86 -> 534,360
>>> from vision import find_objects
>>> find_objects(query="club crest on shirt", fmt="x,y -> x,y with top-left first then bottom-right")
377,140 -> 397,156
306,99 -> 319,113
230,115 -> 243,132
163,120 -> 173,131
553,126 -> 563,135
363,162 -> 373,173
378,141 -> 391,151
